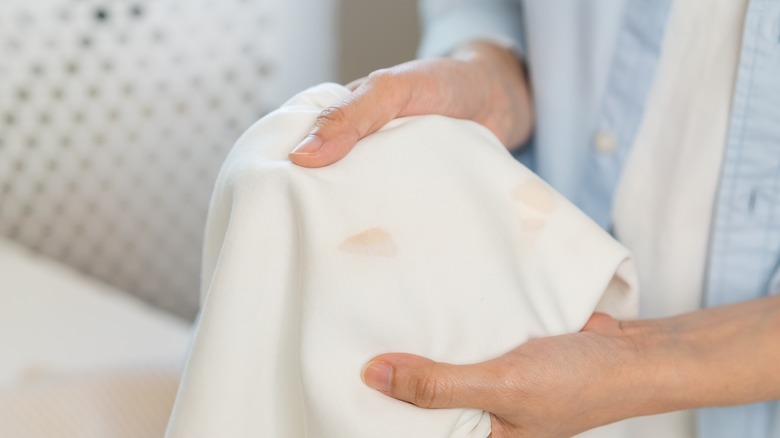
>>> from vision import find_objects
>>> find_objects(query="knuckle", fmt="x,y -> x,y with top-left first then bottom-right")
314,105 -> 350,130
365,68 -> 394,87
365,67 -> 413,113
409,370 -> 449,408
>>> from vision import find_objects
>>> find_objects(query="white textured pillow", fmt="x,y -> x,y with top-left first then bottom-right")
166,83 -> 639,438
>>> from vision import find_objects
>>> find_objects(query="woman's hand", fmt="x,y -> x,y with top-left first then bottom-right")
362,313 -> 654,438
289,41 -> 533,168
361,296 -> 780,437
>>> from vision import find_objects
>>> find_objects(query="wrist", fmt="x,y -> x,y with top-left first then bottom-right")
619,319 -> 691,414
617,297 -> 780,416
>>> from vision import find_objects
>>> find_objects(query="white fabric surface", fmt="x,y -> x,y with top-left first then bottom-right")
0,236 -> 191,436
166,83 -> 639,438
0,367 -> 180,438
0,237 -> 190,390
612,0 -> 746,436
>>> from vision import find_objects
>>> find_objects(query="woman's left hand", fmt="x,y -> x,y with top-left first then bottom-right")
362,295 -> 780,437
362,313 -> 654,437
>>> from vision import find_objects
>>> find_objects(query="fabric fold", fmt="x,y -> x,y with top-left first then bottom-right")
166,83 -> 639,438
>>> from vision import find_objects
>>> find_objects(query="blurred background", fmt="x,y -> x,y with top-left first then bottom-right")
0,0 -> 417,435
341,0 -> 418,84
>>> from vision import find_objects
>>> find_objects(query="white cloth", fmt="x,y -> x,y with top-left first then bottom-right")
612,0 -> 747,436
166,83 -> 639,438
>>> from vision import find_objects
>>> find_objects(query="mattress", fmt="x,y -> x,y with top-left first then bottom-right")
0,237 -> 192,437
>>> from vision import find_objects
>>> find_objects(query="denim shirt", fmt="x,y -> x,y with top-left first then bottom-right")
418,0 -> 780,436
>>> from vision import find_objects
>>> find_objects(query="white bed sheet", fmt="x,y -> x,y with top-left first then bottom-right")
0,236 -> 191,389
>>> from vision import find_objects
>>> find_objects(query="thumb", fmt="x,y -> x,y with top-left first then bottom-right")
289,75 -> 407,168
361,353 -> 503,411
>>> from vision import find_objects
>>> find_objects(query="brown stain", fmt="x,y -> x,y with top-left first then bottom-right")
339,227 -> 398,256
515,216 -> 546,246
519,217 -> 546,232
512,179 -> 556,243
512,179 -> 555,214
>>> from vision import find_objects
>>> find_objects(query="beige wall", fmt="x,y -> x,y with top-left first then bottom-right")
338,0 -> 420,83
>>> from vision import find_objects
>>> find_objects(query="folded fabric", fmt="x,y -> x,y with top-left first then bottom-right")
166,83 -> 639,438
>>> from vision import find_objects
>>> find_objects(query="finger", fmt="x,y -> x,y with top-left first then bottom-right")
289,72 -> 408,168
345,77 -> 366,91
581,312 -> 620,334
361,353 -> 505,411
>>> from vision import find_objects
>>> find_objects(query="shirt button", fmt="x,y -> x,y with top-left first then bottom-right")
594,131 -> 617,154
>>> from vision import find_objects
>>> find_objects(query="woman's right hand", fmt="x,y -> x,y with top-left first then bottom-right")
288,41 -> 534,168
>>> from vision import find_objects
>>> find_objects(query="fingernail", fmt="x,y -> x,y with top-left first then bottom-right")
362,361 -> 393,393
290,135 -> 322,155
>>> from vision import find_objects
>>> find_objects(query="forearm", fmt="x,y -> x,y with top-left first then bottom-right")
624,294 -> 780,416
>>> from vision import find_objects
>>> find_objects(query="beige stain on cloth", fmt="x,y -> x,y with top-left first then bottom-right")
512,179 -> 557,237
512,179 -> 555,214
339,228 -> 398,256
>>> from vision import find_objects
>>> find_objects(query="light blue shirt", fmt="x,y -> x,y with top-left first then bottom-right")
418,1 -> 780,437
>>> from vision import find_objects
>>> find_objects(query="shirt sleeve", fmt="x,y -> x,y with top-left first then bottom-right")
417,0 -> 525,58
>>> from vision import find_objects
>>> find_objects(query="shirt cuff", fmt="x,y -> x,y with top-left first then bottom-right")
417,2 -> 525,59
